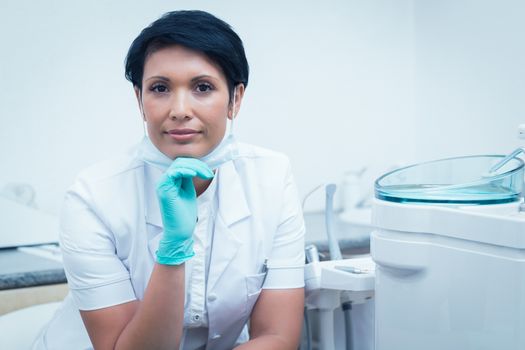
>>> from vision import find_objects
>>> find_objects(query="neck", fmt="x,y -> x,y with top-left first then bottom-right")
193,172 -> 215,196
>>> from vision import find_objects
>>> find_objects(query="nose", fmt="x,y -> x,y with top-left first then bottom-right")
169,90 -> 192,121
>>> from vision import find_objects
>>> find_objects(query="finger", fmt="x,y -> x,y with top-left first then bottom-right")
166,167 -> 198,181
157,168 -> 197,194
156,172 -> 181,196
171,157 -> 214,180
174,158 -> 214,179
180,176 -> 197,197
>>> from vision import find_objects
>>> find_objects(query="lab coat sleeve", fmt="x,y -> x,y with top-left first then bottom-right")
59,188 -> 136,311
263,160 -> 305,289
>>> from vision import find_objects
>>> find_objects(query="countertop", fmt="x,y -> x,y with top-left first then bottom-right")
0,248 -> 66,290
0,209 -> 373,290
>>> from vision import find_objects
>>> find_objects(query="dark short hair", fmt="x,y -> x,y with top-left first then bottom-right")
125,10 -> 249,99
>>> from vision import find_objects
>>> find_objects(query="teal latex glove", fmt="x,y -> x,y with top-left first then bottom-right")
156,157 -> 214,265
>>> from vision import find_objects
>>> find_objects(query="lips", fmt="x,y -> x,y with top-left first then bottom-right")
168,128 -> 200,135
166,128 -> 201,142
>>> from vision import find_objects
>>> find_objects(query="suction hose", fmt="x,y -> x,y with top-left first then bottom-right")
342,301 -> 353,350
325,184 -> 343,260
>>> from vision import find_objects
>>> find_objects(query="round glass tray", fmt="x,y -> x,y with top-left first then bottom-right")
375,155 -> 524,204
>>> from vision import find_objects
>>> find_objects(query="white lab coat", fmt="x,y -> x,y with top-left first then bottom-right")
32,140 -> 305,350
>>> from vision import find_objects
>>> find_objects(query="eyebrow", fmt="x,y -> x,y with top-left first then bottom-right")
144,74 -> 219,83
144,75 -> 170,82
190,74 -> 218,82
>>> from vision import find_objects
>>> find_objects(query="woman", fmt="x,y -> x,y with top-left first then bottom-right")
33,10 -> 305,350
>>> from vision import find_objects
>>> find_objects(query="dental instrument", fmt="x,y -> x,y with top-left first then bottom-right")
305,244 -> 320,264
488,123 -> 525,173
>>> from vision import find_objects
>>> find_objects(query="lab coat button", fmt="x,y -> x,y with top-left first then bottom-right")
192,314 -> 200,321
208,293 -> 217,302
211,333 -> 221,340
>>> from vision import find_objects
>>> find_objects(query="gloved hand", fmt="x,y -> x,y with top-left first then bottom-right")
155,157 -> 214,265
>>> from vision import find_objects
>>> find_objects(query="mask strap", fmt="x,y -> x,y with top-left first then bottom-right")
139,90 -> 147,137
230,87 -> 237,135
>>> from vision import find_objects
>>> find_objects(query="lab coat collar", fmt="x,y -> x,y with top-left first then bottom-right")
216,160 -> 251,227
205,160 -> 251,292
144,164 -> 164,228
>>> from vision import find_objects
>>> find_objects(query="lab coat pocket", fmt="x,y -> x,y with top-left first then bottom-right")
245,272 -> 266,299
244,272 -> 266,320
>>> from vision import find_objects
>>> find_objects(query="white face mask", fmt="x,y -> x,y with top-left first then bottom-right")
139,131 -> 239,171
200,132 -> 239,169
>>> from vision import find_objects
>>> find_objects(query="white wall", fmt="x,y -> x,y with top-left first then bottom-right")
0,0 -> 416,215
413,0 -> 525,160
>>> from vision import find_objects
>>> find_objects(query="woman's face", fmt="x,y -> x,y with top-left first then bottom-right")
137,45 -> 243,159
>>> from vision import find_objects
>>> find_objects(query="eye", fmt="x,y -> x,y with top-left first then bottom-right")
150,83 -> 169,93
195,82 -> 213,93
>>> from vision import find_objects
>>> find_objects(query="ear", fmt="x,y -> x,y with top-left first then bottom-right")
228,84 -> 245,120
134,87 -> 146,121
